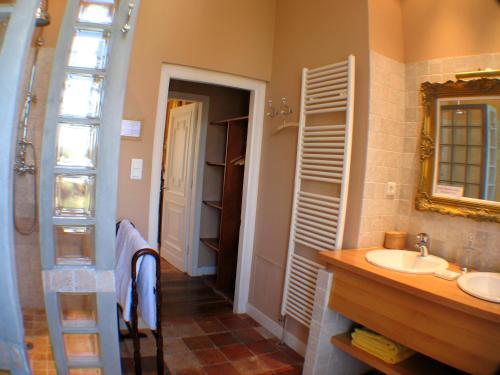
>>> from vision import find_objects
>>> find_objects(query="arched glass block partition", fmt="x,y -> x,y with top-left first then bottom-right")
39,1 -> 140,373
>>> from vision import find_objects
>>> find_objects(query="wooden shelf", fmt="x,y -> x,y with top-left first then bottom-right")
200,238 -> 220,253
203,200 -> 222,210
206,161 -> 226,167
331,333 -> 463,375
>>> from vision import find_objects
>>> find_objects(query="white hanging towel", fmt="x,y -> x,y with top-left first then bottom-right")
115,219 -> 157,330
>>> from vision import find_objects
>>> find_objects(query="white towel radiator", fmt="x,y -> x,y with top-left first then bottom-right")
281,56 -> 355,328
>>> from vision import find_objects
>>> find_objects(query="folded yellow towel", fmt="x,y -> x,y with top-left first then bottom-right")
351,328 -> 415,364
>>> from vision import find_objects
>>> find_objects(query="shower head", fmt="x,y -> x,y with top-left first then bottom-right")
35,0 -> 50,27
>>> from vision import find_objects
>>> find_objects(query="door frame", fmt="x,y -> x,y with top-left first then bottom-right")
161,92 -> 210,275
148,64 -> 266,313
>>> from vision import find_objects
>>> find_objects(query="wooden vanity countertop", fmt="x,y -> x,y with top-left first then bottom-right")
319,248 -> 500,324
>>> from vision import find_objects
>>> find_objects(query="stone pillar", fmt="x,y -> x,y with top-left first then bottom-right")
303,269 -> 368,374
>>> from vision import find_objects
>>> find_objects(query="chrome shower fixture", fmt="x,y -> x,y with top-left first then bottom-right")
13,0 -> 50,234
35,0 -> 50,27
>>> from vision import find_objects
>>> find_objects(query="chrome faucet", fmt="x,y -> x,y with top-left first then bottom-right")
415,233 -> 430,257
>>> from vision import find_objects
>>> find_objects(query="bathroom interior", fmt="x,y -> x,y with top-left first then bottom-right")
0,0 -> 499,375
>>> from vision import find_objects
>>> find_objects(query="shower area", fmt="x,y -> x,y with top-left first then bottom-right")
1,0 -> 138,373
11,0 -> 58,372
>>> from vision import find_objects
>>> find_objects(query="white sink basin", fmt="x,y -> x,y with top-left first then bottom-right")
365,249 -> 448,274
457,272 -> 500,303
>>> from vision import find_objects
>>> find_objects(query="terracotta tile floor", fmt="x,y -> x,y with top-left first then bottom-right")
23,260 -> 304,375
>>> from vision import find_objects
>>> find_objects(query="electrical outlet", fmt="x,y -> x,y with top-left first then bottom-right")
386,181 -> 396,198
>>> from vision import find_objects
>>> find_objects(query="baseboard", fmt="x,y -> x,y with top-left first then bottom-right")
246,303 -> 307,356
195,266 -> 216,276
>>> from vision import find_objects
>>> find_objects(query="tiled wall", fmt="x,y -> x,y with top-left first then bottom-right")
303,270 -> 368,375
361,50 -> 500,271
358,51 -> 406,247
14,48 -> 54,309
402,52 -> 500,271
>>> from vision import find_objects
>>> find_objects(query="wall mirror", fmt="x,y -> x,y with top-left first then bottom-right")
416,78 -> 500,222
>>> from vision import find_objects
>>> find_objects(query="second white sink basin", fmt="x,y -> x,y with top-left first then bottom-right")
457,272 -> 500,303
366,249 -> 449,274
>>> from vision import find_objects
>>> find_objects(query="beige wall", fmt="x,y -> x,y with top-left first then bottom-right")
117,0 -> 277,235
369,0 -> 500,64
402,0 -> 500,63
368,0 -> 405,62
248,0 -> 370,343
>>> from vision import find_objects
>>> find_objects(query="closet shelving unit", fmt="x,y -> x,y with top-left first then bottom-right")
200,116 -> 248,293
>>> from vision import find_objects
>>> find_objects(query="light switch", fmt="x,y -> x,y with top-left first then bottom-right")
386,181 -> 397,198
130,158 -> 143,180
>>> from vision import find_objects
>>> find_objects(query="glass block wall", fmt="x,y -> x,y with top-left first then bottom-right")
39,0 -> 139,373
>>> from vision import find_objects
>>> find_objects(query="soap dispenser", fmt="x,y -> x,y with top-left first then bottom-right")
459,233 -> 474,273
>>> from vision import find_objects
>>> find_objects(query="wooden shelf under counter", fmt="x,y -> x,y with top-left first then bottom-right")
331,333 -> 464,375
319,248 -> 500,375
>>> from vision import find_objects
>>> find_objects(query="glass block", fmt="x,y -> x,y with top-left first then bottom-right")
454,110 -> 466,126
438,163 -> 450,182
441,110 -> 452,126
452,165 -> 465,182
453,127 -> 466,145
64,333 -> 99,359
489,150 -> 496,165
54,175 -> 95,217
466,165 -> 481,184
55,225 -> 95,264
60,293 -> 97,326
465,184 -> 480,199
468,127 -> 482,146
468,146 -> 482,165
453,146 -> 466,164
68,28 -> 111,70
69,370 -> 102,375
439,145 -> 451,162
60,73 -> 104,119
470,109 -> 482,126
56,123 -> 98,168
488,167 -> 495,185
440,127 -> 452,144
78,0 -> 116,25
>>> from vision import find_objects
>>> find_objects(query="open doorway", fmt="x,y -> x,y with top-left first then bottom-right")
158,80 -> 251,299
149,65 -> 266,312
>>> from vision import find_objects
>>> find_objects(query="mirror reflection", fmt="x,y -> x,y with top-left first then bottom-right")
435,97 -> 499,202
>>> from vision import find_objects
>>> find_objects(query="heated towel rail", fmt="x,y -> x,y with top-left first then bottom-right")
281,56 -> 355,328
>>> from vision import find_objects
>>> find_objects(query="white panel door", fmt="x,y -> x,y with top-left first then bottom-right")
161,103 -> 199,270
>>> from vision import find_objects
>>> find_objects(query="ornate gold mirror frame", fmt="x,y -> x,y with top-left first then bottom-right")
416,78 -> 500,223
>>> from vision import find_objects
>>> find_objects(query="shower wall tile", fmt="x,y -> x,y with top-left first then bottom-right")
358,51 -> 406,247
15,48 -> 55,310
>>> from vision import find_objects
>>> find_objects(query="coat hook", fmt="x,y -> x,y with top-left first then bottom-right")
279,97 -> 293,116
266,99 -> 279,118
